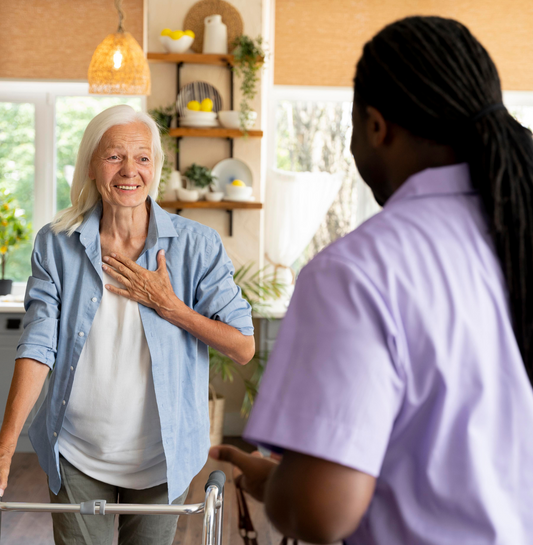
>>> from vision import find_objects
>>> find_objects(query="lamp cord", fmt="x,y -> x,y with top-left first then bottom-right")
115,0 -> 125,32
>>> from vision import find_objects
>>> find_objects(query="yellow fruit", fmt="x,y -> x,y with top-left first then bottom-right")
184,30 -> 195,38
231,180 -> 246,187
171,30 -> 185,40
187,100 -> 201,111
0,246 -> 7,255
200,98 -> 213,112
160,28 -> 172,36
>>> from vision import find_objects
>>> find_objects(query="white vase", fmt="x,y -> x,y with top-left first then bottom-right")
203,15 -> 227,54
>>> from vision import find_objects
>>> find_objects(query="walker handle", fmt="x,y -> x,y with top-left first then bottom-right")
205,470 -> 226,493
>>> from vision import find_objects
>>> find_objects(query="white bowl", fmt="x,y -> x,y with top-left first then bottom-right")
181,110 -> 217,119
160,35 -> 194,54
205,191 -> 224,202
218,110 -> 257,130
177,187 -> 199,202
225,184 -> 253,200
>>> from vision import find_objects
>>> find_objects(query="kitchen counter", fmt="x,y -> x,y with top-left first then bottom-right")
0,296 -> 25,313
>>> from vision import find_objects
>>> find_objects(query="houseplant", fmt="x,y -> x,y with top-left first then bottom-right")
231,35 -> 265,134
0,192 -> 31,295
148,103 -> 178,199
183,163 -> 217,193
209,263 -> 286,444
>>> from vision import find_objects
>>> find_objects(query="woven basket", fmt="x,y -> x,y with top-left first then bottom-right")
209,384 -> 225,446
183,0 -> 244,54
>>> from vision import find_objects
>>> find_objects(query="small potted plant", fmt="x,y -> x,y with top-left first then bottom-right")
231,35 -> 265,134
0,192 -> 31,295
148,103 -> 178,199
182,163 -> 220,201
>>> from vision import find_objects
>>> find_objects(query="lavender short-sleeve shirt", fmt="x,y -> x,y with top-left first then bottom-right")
245,164 -> 533,544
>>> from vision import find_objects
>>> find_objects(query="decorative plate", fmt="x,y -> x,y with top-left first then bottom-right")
176,81 -> 223,117
211,158 -> 253,191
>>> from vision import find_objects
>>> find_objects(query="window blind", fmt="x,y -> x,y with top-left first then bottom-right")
0,0 -> 144,80
274,0 -> 533,90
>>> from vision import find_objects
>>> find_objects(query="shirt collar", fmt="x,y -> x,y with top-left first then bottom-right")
76,196 -> 179,249
385,163 -> 474,208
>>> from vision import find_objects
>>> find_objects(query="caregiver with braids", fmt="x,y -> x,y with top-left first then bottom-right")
0,105 -> 254,544
210,16 -> 533,545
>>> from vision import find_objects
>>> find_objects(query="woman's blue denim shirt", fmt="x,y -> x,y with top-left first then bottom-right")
16,197 -> 254,502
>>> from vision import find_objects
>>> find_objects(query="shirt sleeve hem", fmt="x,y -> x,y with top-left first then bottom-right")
244,400 -> 387,478
15,345 -> 55,369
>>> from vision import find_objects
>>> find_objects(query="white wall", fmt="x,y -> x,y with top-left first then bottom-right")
147,0 -> 267,432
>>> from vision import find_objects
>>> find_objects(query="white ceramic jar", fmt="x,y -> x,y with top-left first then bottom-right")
203,15 -> 227,54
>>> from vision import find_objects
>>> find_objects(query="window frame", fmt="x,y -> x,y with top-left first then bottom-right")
0,81 -> 146,292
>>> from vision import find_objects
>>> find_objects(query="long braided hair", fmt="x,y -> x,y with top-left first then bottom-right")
354,16 -> 533,384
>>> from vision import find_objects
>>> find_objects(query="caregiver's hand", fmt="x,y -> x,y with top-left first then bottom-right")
102,250 -> 182,316
209,445 -> 279,503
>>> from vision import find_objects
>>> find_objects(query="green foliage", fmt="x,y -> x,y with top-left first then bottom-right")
184,163 -> 217,189
148,103 -> 178,199
148,103 -> 176,131
0,102 -> 35,281
209,263 -> 286,417
0,191 -> 31,279
231,35 -> 265,134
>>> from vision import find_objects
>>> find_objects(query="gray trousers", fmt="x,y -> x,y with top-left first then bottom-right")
49,455 -> 188,545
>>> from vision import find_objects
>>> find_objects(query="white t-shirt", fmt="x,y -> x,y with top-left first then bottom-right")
59,271 -> 167,489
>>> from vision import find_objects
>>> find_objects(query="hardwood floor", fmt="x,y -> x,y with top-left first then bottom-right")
1,444 -> 338,544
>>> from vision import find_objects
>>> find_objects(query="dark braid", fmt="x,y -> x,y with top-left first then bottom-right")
354,16 -> 533,384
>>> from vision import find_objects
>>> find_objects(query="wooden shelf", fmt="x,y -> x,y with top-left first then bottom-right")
147,52 -> 263,67
169,128 -> 263,139
148,52 -> 236,66
158,201 -> 262,210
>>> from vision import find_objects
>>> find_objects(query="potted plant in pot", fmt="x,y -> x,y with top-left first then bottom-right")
182,163 -> 218,201
208,263 -> 286,445
148,103 -> 178,199
0,192 -> 31,296
231,35 -> 265,135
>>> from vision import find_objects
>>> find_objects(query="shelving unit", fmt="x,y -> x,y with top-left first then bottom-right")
149,52 -> 264,236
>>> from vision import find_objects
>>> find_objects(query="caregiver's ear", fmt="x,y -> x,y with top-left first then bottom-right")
364,106 -> 389,147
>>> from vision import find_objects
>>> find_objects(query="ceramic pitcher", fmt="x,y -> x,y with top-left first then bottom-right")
203,15 -> 227,54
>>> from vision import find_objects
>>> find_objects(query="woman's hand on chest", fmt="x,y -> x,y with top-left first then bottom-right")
101,249 -> 185,317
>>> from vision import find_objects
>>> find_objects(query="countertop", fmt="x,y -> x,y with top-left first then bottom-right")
0,296 -> 25,313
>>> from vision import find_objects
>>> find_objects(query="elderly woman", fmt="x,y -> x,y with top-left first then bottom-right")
0,104 -> 254,544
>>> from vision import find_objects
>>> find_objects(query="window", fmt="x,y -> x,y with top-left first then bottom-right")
271,86 -> 380,275
270,88 -> 533,277
0,82 -> 142,282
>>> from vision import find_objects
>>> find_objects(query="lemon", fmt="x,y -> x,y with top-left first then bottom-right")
171,30 -> 185,40
160,28 -> 172,36
187,100 -> 201,111
200,98 -> 213,112
184,30 -> 195,38
231,180 -> 246,187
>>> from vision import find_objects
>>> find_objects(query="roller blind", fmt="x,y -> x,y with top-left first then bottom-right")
0,0 -> 144,80
274,0 -> 533,90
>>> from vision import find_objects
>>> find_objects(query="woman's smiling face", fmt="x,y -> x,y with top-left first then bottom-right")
89,122 -> 154,210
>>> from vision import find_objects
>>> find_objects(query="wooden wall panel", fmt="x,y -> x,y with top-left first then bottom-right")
274,0 -> 533,90
0,0 -> 144,80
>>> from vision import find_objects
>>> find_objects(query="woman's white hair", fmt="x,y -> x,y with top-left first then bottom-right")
51,104 -> 163,236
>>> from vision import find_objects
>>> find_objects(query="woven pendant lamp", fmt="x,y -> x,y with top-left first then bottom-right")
88,0 -> 151,95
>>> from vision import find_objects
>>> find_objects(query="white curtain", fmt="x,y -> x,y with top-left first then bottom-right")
265,168 -> 343,288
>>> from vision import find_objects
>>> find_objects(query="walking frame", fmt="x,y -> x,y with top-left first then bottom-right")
0,469 -> 226,545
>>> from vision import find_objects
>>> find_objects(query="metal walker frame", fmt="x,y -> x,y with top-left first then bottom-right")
0,469 -> 226,545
